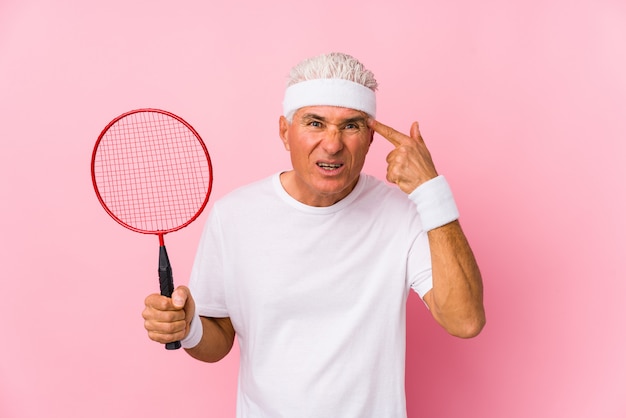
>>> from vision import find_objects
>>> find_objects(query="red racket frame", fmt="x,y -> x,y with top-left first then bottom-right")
91,108 -> 213,244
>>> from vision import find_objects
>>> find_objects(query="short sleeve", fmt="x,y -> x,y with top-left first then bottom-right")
407,221 -> 433,299
188,207 -> 230,318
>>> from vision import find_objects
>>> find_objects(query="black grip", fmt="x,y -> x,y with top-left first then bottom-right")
158,245 -> 181,350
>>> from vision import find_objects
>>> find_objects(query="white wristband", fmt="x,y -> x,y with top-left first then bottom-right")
180,311 -> 203,349
409,175 -> 459,231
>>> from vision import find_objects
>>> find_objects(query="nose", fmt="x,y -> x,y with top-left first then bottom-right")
320,127 -> 344,155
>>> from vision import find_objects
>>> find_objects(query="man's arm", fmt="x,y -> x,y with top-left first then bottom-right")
369,119 -> 486,338
185,316 -> 235,363
423,221 -> 485,337
143,286 -> 235,362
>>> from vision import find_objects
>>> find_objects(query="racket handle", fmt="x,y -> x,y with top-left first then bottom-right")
158,245 -> 181,350
166,341 -> 182,350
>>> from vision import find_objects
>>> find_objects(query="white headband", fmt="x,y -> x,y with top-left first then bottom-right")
283,78 -> 376,119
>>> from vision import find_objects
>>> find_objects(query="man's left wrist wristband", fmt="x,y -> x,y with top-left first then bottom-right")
408,175 -> 459,231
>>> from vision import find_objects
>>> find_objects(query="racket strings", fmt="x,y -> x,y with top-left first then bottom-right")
93,111 -> 210,233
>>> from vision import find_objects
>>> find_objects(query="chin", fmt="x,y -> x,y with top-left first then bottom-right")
316,179 -> 354,196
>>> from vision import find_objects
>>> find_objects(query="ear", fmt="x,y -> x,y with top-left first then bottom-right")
279,115 -> 291,151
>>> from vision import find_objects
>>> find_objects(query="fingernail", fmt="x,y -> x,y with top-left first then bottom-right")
173,295 -> 184,307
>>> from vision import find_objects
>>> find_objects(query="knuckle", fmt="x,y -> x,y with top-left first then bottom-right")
144,293 -> 160,305
145,293 -> 168,310
141,307 -> 150,320
160,321 -> 180,334
147,330 -> 164,343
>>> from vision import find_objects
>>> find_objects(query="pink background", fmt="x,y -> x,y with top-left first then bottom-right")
1,0 -> 625,417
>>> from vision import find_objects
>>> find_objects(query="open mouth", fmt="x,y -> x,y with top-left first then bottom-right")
317,162 -> 343,171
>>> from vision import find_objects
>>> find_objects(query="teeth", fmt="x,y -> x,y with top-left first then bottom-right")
318,163 -> 341,169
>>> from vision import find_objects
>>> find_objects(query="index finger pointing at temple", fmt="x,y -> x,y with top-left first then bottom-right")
368,119 -> 409,147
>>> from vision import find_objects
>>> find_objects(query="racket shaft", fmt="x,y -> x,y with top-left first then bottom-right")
158,246 -> 181,350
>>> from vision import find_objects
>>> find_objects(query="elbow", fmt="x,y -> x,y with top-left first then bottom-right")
426,292 -> 487,338
449,312 -> 486,339
185,347 -> 231,363
432,304 -> 486,338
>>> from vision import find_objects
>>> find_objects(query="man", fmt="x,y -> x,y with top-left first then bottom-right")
143,52 -> 485,417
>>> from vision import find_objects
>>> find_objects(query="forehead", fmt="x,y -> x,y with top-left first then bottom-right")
294,105 -> 368,122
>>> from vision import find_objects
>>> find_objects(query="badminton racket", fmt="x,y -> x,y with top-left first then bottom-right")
91,108 -> 213,350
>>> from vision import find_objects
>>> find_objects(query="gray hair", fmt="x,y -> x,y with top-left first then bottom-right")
284,52 -> 378,122
286,52 -> 378,91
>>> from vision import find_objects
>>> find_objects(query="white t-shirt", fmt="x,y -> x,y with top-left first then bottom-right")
189,173 -> 433,418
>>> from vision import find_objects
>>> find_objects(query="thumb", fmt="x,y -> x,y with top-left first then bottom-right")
171,285 -> 190,309
410,121 -> 421,141
172,286 -> 196,331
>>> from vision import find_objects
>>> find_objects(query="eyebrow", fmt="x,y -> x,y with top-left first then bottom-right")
299,113 -> 368,125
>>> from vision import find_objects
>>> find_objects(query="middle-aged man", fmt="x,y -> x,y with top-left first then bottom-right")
143,52 -> 486,417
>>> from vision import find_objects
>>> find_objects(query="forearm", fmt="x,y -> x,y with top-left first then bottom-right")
185,316 -> 236,363
426,220 -> 485,338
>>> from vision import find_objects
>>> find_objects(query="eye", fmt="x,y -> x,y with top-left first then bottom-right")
302,118 -> 323,128
343,121 -> 365,131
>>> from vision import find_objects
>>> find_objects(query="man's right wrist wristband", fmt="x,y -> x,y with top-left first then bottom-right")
180,311 -> 203,349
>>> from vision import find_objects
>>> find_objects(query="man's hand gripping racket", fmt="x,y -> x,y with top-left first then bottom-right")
91,109 -> 212,350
